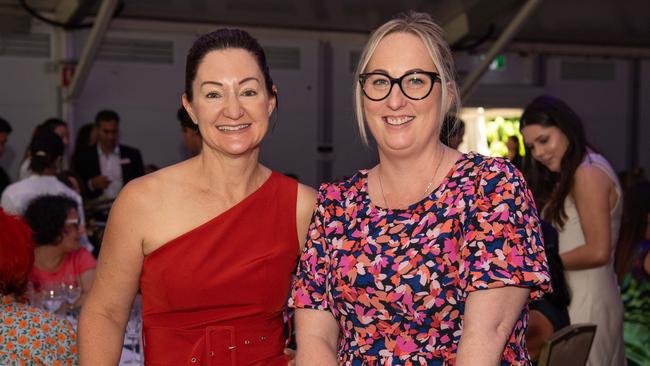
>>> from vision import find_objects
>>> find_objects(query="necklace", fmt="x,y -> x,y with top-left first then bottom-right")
377,146 -> 446,208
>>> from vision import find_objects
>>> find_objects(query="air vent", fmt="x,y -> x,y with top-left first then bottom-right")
266,46 -> 300,69
98,38 -> 173,64
560,61 -> 616,81
0,33 -> 50,58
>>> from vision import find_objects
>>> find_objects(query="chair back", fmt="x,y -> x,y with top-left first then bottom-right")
536,323 -> 597,366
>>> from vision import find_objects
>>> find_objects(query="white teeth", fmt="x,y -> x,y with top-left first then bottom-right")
217,124 -> 250,131
384,116 -> 414,125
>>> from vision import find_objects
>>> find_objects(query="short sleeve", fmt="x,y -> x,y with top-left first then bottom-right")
0,190 -> 19,215
72,248 -> 97,275
289,184 -> 332,311
462,158 -> 551,300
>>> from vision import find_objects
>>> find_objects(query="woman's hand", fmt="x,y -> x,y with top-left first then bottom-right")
284,348 -> 296,365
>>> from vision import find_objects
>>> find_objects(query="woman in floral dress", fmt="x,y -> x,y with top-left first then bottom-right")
0,208 -> 77,365
290,12 -> 551,366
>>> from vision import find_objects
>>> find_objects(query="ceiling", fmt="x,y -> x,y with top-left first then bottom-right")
1,0 -> 649,50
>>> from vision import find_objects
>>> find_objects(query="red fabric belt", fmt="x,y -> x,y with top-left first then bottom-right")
142,314 -> 287,366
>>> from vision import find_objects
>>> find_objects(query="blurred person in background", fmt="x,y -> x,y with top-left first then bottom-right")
73,110 -> 144,200
19,118 -> 70,180
24,194 -> 96,307
506,135 -> 523,171
0,117 -> 12,195
526,221 -> 571,361
615,180 -> 650,366
1,130 -> 85,225
0,208 -> 78,365
70,123 -> 98,173
520,95 -> 625,366
178,106 -> 202,157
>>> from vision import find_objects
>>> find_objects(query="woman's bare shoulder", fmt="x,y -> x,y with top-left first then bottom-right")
116,159 -> 196,209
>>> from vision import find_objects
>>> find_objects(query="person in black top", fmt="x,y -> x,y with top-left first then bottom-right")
0,117 -> 12,195
526,221 -> 571,361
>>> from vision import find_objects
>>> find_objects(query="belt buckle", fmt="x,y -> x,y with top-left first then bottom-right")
205,325 -> 237,366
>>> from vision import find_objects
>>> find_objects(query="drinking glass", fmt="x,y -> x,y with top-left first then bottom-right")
61,274 -> 82,305
41,282 -> 64,313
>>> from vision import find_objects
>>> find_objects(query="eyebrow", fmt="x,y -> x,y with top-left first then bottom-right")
365,68 -> 429,75
534,134 -> 548,142
200,77 -> 261,88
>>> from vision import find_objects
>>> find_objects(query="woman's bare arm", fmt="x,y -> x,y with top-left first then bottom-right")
295,308 -> 339,366
78,182 -> 148,365
455,286 -> 530,366
560,166 -> 615,270
296,183 -> 317,252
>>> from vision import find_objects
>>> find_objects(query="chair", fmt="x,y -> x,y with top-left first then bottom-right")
536,323 -> 597,366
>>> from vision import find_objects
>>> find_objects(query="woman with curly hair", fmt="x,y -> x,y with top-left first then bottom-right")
24,194 -> 96,306
0,208 -> 77,364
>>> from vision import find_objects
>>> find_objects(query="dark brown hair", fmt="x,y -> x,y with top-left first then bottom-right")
184,28 -> 275,102
615,180 -> 650,280
520,95 -> 588,229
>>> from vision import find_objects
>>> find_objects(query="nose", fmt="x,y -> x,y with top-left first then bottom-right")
531,145 -> 545,161
385,83 -> 407,110
224,94 -> 244,120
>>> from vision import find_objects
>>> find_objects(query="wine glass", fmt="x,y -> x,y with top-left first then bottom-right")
61,274 -> 82,324
123,295 -> 143,365
41,282 -> 64,314
61,274 -> 82,306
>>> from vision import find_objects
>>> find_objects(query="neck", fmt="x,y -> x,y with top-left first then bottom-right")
34,245 -> 66,271
36,167 -> 57,176
100,144 -> 115,154
195,147 -> 268,203
374,143 -> 450,208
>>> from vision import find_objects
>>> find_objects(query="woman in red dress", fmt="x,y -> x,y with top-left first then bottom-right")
78,29 -> 316,365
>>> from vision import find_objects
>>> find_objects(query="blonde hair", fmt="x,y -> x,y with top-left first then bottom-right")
353,11 -> 461,145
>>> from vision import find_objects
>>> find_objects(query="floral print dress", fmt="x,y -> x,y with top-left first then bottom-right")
290,153 -> 551,365
0,294 -> 77,365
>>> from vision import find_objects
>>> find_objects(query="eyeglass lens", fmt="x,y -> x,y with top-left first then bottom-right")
361,72 -> 436,101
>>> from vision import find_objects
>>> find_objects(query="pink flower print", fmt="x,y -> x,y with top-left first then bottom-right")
395,335 -> 419,355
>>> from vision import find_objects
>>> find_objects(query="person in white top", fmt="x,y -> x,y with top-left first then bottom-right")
18,118 -> 70,180
520,95 -> 625,366
2,129 -> 85,226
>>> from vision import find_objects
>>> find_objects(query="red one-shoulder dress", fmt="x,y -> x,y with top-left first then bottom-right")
140,172 -> 298,366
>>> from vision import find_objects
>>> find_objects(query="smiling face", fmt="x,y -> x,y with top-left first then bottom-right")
363,32 -> 444,156
521,124 -> 570,172
182,48 -> 276,158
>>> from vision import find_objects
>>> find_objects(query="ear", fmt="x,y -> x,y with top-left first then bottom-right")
181,94 -> 199,125
267,85 -> 278,117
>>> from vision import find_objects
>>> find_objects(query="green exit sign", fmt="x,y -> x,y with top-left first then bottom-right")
489,54 -> 506,70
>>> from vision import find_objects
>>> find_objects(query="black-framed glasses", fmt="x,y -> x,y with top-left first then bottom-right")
359,71 -> 440,101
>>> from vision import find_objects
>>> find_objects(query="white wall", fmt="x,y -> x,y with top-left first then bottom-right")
545,56 -> 630,171
0,52 -> 59,181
